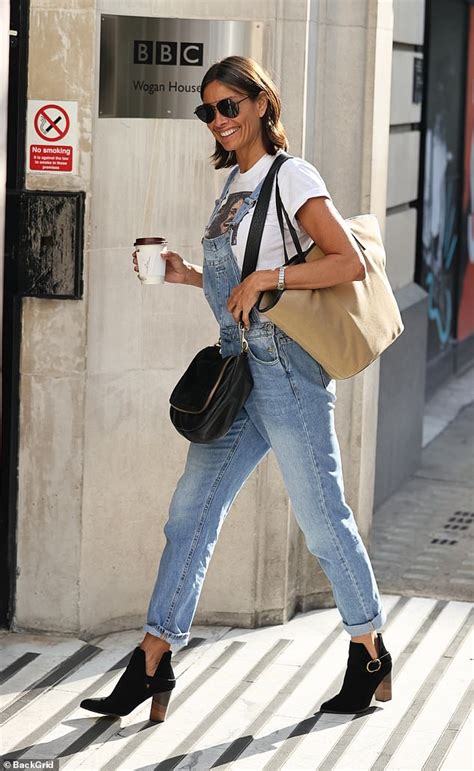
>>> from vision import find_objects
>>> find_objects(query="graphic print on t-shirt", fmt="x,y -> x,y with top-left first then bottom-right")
205,191 -> 252,241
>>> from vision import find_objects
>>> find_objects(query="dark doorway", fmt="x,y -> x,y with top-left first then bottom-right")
417,0 -> 472,394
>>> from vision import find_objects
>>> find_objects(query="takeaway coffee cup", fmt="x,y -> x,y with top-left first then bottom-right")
134,237 -> 167,284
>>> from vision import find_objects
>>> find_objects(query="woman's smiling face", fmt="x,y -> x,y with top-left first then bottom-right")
201,80 -> 267,158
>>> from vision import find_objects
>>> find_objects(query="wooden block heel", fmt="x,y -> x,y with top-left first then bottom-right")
374,671 -> 392,702
149,689 -> 173,722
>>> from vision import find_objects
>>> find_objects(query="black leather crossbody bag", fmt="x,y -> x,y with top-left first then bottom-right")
169,154 -> 289,443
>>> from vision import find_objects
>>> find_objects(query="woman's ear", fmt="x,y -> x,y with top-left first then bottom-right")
257,91 -> 269,118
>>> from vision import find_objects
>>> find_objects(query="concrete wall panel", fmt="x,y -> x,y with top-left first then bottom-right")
317,22 -> 369,215
80,369 -> 191,632
21,298 -> 86,376
16,374 -> 84,631
98,0 -> 307,22
385,207 -> 417,290
90,118 -> 226,253
393,0 -> 425,45
390,50 -> 423,125
387,130 -> 420,207
85,247 -> 219,377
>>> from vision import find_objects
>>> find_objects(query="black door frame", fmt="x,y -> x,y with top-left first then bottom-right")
1,0 -> 30,628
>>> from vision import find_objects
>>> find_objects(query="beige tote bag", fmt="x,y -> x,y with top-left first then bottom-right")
258,213 -> 404,380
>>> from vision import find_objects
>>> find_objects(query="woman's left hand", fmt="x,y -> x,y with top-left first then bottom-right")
227,274 -> 261,329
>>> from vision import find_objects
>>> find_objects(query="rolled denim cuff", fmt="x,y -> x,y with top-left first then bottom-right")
342,607 -> 387,637
142,623 -> 190,650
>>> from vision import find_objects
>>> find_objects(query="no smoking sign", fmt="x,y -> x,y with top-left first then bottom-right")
27,100 -> 78,173
34,104 -> 71,142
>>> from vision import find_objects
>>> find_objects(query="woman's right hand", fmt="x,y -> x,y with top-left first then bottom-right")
132,249 -> 189,284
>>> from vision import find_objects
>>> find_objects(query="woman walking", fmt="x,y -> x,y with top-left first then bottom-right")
80,56 -> 392,723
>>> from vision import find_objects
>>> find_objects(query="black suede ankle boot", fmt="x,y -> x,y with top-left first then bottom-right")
320,633 -> 392,714
80,647 -> 175,722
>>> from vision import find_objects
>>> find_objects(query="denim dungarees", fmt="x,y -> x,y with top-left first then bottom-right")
144,168 -> 386,648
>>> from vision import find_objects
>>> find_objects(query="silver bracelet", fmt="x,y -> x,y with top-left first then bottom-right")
277,265 -> 287,291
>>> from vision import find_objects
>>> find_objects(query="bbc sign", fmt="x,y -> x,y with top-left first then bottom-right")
134,41 -> 204,66
99,16 -> 263,119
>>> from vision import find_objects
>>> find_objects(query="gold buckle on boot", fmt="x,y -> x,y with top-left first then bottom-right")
367,658 -> 382,672
367,651 -> 390,672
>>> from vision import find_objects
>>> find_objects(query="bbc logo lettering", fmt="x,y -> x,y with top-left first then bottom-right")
134,41 -> 153,64
156,42 -> 178,64
133,41 -> 203,66
179,43 -> 203,65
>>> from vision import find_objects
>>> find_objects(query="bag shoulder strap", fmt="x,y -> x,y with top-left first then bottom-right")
240,153 -> 290,281
275,178 -> 368,260
275,179 -> 305,260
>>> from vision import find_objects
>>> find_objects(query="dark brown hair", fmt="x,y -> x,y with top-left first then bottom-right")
200,56 -> 289,169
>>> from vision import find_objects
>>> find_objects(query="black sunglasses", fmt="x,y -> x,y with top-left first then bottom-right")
194,96 -> 250,124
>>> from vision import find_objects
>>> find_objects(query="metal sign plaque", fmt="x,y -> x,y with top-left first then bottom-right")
99,16 -> 263,119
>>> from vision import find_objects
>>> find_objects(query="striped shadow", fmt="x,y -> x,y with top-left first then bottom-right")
0,644 -> 101,726
210,621 -> 345,769
370,611 -> 473,771
5,651 -> 130,761
9,637 -> 205,763
261,596 -> 421,771
315,600 -> 450,771
209,599 -> 406,769
212,598 -> 407,770
8,653 -> 130,760
154,639 -> 292,771
422,681 -> 473,770
80,640 -> 247,771
0,653 -> 40,686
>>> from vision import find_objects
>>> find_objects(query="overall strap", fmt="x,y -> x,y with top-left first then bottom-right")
240,153 -> 291,281
231,177 -> 266,227
205,165 -> 240,231
220,165 -> 240,201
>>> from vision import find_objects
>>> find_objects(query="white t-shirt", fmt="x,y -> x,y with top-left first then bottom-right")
205,151 -> 331,271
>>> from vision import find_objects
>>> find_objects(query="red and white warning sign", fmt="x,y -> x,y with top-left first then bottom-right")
26,100 -> 78,173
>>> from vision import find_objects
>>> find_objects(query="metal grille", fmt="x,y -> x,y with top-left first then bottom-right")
431,511 -> 474,545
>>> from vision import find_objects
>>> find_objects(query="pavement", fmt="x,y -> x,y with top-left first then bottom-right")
1,369 -> 473,771
370,385 -> 474,602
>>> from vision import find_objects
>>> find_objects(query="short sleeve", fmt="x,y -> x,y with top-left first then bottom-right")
277,157 -> 332,229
